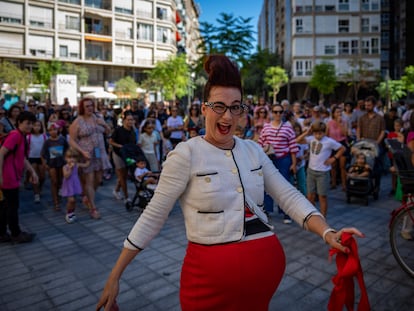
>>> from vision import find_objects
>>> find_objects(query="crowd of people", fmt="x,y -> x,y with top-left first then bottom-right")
0,55 -> 411,309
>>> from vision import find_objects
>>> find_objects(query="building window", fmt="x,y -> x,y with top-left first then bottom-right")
351,40 -> 359,54
381,13 -> 389,25
59,0 -> 80,4
296,61 -> 303,76
361,40 -> 370,54
338,19 -> 349,33
137,23 -> 153,41
65,15 -> 79,31
361,18 -> 369,32
338,0 -> 349,11
362,0 -> 370,11
381,31 -> 389,45
156,7 -> 168,20
295,6 -> 303,13
371,0 -> 379,10
371,38 -> 379,54
60,45 -> 68,57
304,6 -> 312,12
338,41 -> 349,54
157,26 -> 169,43
325,45 -> 336,54
325,5 -> 335,11
0,16 -> 22,24
296,19 -> 303,33
315,5 -> 323,12
371,25 -> 379,32
305,61 -> 312,76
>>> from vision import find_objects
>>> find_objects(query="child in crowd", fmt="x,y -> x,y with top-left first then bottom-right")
293,122 -> 308,195
387,119 -> 405,195
134,158 -> 159,190
41,122 -> 68,211
138,120 -> 159,172
297,122 -> 345,217
347,152 -> 371,178
27,120 -> 47,203
162,130 -> 173,163
61,148 -> 90,224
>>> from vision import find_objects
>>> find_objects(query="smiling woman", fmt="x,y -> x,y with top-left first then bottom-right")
97,55 -> 364,311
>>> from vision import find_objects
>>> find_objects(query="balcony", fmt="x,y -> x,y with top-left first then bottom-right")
85,41 -> 112,61
84,16 -> 111,36
85,0 -> 111,11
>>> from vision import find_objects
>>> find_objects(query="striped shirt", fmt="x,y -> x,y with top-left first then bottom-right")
258,122 -> 298,158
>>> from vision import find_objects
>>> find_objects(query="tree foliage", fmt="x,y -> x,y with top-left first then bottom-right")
344,59 -> 380,101
402,65 -> 414,93
264,66 -> 288,104
241,48 -> 280,98
115,76 -> 138,99
309,62 -> 337,100
142,54 -> 191,101
0,61 -> 31,95
376,80 -> 406,102
35,60 -> 62,86
62,63 -> 89,87
197,13 -> 255,67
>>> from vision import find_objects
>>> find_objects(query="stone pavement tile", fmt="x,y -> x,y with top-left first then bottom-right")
55,295 -> 98,311
14,299 -> 55,311
51,286 -> 94,307
5,292 -> 50,310
153,292 -> 181,310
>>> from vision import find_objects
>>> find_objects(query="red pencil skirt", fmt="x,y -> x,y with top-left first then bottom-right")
180,234 -> 286,311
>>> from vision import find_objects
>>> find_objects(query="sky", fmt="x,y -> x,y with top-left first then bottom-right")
195,0 -> 262,49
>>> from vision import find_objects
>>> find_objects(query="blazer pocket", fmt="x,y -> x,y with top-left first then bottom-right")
196,210 -> 224,236
250,166 -> 264,187
194,171 -> 221,193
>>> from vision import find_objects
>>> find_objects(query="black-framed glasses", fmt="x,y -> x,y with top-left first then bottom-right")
272,110 -> 283,114
204,101 -> 246,116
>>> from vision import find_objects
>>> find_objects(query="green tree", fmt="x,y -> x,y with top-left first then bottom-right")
309,62 -> 337,100
264,66 -> 288,104
62,63 -> 89,87
142,54 -> 191,101
115,76 -> 138,99
241,48 -> 280,98
402,65 -> 414,93
198,13 -> 255,67
0,61 -> 31,96
35,60 -> 62,87
344,59 -> 380,101
376,80 -> 406,103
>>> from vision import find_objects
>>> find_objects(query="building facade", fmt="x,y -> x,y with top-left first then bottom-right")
0,0 -> 200,94
259,0 -> 382,101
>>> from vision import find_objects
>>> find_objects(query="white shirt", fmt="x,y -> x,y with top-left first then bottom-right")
305,135 -> 342,171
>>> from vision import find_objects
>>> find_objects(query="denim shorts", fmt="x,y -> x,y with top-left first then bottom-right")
306,168 -> 330,196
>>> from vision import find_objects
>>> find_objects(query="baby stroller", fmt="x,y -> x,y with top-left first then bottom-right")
119,144 -> 156,212
346,139 -> 379,205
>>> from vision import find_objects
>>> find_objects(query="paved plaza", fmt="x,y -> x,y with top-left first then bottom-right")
0,174 -> 413,311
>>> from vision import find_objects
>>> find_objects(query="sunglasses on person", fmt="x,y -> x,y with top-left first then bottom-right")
204,101 -> 246,116
272,110 -> 284,114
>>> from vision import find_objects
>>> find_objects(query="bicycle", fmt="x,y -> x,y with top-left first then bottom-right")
389,176 -> 414,278
384,138 -> 414,277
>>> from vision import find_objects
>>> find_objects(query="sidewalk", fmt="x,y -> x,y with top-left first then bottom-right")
0,174 -> 413,311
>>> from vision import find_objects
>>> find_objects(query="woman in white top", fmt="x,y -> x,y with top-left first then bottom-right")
97,55 -> 364,311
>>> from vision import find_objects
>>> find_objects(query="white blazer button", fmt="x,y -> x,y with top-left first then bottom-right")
232,168 -> 237,174
237,187 -> 242,193
205,177 -> 211,183
226,151 -> 231,157
258,172 -> 263,176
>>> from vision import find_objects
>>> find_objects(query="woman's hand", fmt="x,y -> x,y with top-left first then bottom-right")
81,150 -> 91,160
325,227 -> 365,253
96,276 -> 120,311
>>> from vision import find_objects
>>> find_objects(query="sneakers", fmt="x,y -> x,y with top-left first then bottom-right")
34,194 -> 40,203
113,190 -> 123,200
11,231 -> 35,244
65,212 -> 77,224
124,198 -> 132,204
283,215 -> 292,224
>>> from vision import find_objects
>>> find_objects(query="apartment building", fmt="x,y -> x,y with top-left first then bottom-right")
259,0 -> 382,101
0,0 -> 200,90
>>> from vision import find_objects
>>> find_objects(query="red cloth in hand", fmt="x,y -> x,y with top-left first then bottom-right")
328,232 -> 370,311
